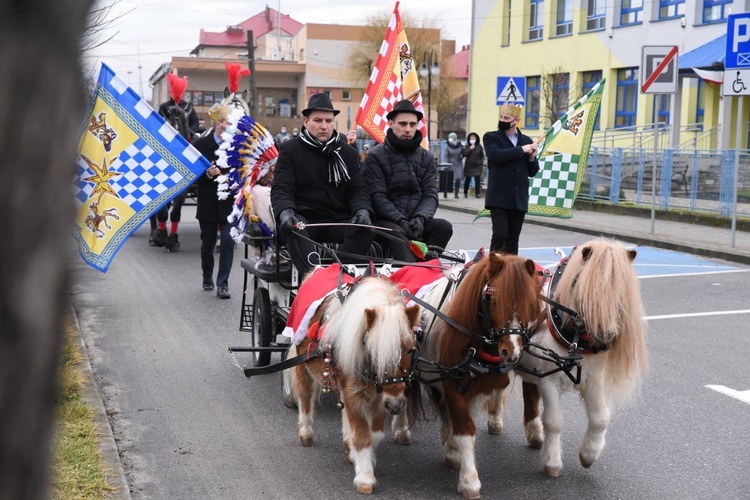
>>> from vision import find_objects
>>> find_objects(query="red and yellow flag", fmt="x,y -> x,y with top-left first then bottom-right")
355,2 -> 428,149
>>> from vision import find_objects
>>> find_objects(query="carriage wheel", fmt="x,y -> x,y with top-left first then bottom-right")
251,288 -> 273,367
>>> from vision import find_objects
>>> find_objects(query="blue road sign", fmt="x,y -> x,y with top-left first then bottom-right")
496,76 -> 526,105
726,13 -> 750,69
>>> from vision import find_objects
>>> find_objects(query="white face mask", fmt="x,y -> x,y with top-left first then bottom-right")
469,139 -> 476,145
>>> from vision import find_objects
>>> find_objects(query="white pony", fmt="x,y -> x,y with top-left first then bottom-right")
489,238 -> 649,477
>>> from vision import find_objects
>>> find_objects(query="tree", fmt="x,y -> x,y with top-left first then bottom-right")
0,1 -> 93,498
540,65 -> 570,128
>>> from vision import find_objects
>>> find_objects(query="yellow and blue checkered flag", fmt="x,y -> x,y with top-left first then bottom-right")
74,63 -> 210,272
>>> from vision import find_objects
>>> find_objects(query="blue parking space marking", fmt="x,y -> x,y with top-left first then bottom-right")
458,246 -> 742,278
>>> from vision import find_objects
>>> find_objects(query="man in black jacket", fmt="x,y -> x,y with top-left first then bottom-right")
192,104 -> 234,299
362,100 -> 452,261
483,103 -> 540,254
271,94 -> 374,275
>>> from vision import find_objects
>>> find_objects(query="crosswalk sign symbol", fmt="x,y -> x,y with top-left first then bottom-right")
496,76 -> 526,105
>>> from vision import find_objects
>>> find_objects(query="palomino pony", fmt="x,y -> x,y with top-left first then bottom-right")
290,275 -> 420,495
490,238 -> 648,477
404,252 -> 543,499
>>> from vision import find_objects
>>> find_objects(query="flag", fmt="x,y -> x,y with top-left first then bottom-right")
527,79 -> 605,218
74,63 -> 210,272
355,1 -> 429,149
692,67 -> 723,84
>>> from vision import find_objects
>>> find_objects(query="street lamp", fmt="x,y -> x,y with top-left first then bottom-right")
418,50 -> 440,141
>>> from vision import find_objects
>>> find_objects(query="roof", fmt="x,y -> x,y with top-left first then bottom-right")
193,6 -> 303,50
443,46 -> 470,79
678,34 -> 726,70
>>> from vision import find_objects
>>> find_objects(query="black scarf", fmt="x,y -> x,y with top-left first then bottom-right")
386,128 -> 423,152
446,140 -> 462,150
299,126 -> 350,185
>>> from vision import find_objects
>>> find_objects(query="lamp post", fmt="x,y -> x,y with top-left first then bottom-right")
418,50 -> 440,141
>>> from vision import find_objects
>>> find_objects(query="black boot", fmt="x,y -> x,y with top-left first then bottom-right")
166,233 -> 180,252
153,228 -> 168,247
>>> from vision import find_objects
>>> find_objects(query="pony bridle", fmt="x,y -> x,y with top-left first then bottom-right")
363,345 -> 418,393
478,284 -> 530,347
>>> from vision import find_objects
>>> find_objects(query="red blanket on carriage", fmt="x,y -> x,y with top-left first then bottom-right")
283,261 -> 445,345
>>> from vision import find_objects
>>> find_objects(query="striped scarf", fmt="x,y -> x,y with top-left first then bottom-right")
299,126 -> 350,186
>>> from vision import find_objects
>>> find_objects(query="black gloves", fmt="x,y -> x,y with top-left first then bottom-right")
350,209 -> 371,226
399,220 -> 411,238
278,208 -> 300,233
409,217 -> 425,239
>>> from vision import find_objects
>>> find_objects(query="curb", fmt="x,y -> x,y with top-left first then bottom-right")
70,309 -> 132,500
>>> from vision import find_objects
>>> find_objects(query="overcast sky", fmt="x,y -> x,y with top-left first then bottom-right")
84,0 -> 473,100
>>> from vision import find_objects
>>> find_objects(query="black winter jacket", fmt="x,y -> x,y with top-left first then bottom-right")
362,138 -> 439,224
483,129 -> 540,212
192,134 -> 234,223
271,136 -> 371,222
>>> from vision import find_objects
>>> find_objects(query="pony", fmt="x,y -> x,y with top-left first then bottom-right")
290,276 -> 420,495
489,238 -> 649,478
221,87 -> 250,115
165,103 -> 192,141
398,252 -> 543,499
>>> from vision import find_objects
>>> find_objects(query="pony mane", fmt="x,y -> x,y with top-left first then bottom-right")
555,238 -> 648,400
321,277 -> 414,378
166,73 -> 188,104
447,253 -> 542,335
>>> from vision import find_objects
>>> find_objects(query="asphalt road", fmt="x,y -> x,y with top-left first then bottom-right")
70,206 -> 750,499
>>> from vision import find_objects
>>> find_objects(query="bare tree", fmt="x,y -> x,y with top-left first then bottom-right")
540,65 -> 570,128
0,0 -> 93,498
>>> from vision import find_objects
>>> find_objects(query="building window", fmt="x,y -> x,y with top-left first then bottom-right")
525,75 -> 540,129
552,73 -> 569,119
214,91 -> 224,103
582,70 -> 602,130
502,0 -> 512,45
659,0 -> 685,19
615,68 -> 639,128
586,0 -> 606,30
342,89 -> 351,101
529,0 -> 544,40
620,0 -> 643,25
556,0 -> 573,36
652,94 -> 670,125
703,0 -> 731,23
696,79 -> 705,124
192,91 -> 203,106
203,92 -> 214,105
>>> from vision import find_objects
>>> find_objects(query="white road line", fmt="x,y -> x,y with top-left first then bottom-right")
639,269 -> 749,279
705,385 -> 750,405
645,309 -> 750,320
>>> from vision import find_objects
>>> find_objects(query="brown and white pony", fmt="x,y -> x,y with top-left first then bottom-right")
404,253 -> 543,499
290,276 -> 420,495
489,238 -> 649,477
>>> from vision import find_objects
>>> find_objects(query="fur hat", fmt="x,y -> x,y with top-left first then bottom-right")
386,99 -> 423,122
302,93 -> 339,116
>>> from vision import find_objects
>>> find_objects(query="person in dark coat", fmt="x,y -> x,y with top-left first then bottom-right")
271,93 -> 374,275
483,103 -> 540,254
192,104 -> 235,299
462,132 -> 485,198
444,132 -> 464,199
363,100 -> 453,262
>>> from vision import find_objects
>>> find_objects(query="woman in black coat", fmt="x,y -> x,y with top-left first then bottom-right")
461,132 -> 484,198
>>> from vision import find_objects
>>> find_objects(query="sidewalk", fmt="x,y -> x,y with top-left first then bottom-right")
438,194 -> 750,265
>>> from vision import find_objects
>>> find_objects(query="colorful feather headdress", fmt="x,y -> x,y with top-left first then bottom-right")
166,73 -> 188,104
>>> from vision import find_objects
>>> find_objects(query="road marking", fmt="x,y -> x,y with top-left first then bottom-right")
705,385 -> 750,405
645,309 -> 750,320
639,269 -> 750,279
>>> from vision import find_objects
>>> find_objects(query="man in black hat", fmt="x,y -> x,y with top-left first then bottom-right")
271,93 -> 374,275
362,99 -> 452,262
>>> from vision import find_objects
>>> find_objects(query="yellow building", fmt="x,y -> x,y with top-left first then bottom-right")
468,0 -> 749,149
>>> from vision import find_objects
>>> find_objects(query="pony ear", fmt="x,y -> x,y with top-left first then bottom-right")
488,252 -> 505,273
580,246 -> 592,261
224,87 -> 231,98
241,89 -> 249,101
472,248 -> 485,263
364,308 -> 377,330
405,305 -> 420,326
524,258 -> 536,277
627,249 -> 637,261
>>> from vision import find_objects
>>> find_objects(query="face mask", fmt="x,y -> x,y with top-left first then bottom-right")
498,120 -> 513,131
469,139 -> 476,145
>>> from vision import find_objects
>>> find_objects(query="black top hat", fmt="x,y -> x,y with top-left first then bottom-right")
386,99 -> 423,122
302,93 -> 340,116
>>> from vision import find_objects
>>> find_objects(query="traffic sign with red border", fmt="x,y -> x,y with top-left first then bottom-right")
641,45 -> 679,94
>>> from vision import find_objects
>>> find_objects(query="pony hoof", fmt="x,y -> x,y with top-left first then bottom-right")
487,421 -> 504,435
394,434 -> 412,446
544,466 -> 561,478
355,483 -> 374,495
579,453 -> 594,469
527,437 -> 543,449
458,486 -> 481,499
299,436 -> 313,447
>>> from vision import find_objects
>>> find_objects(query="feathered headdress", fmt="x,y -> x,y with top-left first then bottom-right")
214,108 -> 279,244
166,73 -> 188,104
225,62 -> 251,94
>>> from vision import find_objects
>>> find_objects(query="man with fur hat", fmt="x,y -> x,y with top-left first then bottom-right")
483,102 -> 540,254
362,99 -> 452,262
271,93 -> 374,275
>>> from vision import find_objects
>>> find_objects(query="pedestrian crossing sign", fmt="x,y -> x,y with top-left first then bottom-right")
496,76 -> 526,105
